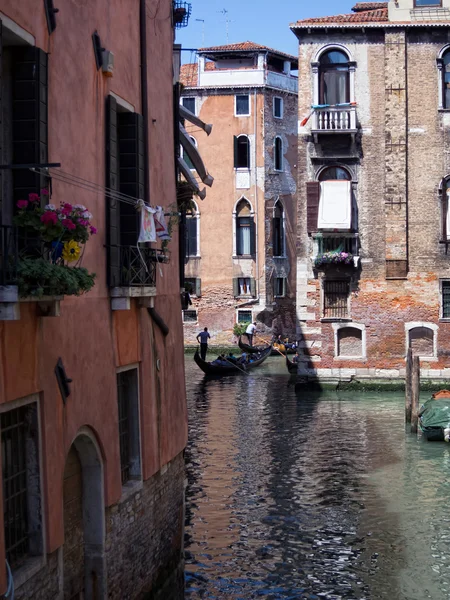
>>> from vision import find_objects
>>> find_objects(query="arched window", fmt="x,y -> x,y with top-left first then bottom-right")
441,48 -> 450,109
441,176 -> 450,241
319,50 -> 350,106
235,199 -> 255,256
185,202 -> 199,258
319,166 -> 351,181
234,135 -> 250,169
316,165 -> 354,232
181,136 -> 197,170
274,137 -> 283,171
273,202 -> 285,257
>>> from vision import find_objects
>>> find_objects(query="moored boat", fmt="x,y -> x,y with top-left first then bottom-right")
194,345 -> 272,375
238,335 -> 270,354
419,391 -> 450,441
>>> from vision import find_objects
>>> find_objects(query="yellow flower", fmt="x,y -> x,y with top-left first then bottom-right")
62,240 -> 80,262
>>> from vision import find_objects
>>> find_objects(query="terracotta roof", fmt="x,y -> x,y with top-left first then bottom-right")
292,6 -> 388,26
180,62 -> 216,87
352,2 -> 387,12
199,41 -> 297,63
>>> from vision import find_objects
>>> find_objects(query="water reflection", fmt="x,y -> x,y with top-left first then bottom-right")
184,357 -> 450,599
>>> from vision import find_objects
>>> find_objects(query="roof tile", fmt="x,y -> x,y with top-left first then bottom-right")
293,6 -> 388,25
199,41 -> 297,62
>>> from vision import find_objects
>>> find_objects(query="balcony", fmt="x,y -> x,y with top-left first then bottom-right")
110,246 -> 168,311
313,233 -> 359,259
311,106 -> 357,142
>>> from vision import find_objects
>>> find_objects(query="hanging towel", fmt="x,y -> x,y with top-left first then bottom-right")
318,181 -> 352,230
154,206 -> 171,241
137,200 -> 157,243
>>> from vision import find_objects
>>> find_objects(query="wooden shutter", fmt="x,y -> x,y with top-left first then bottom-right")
442,188 -> 448,242
233,136 -> 238,168
250,277 -> 256,297
306,181 -> 320,234
117,112 -> 144,247
105,95 -> 120,287
250,217 -> 256,255
233,278 -> 239,297
12,47 -> 48,204
195,278 -> 201,297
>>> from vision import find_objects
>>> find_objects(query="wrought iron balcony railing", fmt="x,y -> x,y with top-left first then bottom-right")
314,233 -> 359,256
0,225 -> 18,286
119,246 -> 169,288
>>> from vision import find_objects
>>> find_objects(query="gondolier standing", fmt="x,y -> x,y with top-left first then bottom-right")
196,327 -> 211,360
245,321 -> 257,346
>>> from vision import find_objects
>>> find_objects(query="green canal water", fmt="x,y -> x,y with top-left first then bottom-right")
184,356 -> 450,600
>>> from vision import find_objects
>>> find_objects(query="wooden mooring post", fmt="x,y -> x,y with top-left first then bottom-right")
405,347 -> 420,433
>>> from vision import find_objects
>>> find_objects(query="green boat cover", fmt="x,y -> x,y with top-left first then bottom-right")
419,399 -> 450,429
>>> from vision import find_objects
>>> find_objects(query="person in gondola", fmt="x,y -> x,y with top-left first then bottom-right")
292,352 -> 299,364
245,321 -> 257,346
196,327 -> 211,360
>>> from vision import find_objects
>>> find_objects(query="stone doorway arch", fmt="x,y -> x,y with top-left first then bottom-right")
63,428 -> 106,600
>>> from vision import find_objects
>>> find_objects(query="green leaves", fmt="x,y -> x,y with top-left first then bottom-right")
17,258 -> 96,298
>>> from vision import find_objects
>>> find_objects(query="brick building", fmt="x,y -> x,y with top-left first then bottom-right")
292,0 -> 450,381
0,1 -> 188,598
179,42 -> 298,345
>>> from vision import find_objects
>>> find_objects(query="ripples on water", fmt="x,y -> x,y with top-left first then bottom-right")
184,357 -> 450,600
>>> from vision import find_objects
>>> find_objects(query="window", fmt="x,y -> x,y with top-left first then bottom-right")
182,96 -> 196,115
274,277 -> 286,298
1,402 -> 42,569
185,203 -> 199,257
442,280 -> 450,318
273,97 -> 283,119
319,166 -> 351,181
274,137 -> 283,171
117,369 -> 141,486
415,0 -> 441,5
181,135 -> 197,171
323,280 -> 349,319
235,94 -> 250,116
185,277 -> 201,297
233,277 -> 255,297
441,49 -> 450,109
333,323 -> 366,359
319,50 -> 350,106
235,200 -> 255,256
183,309 -> 197,322
316,166 -> 353,231
405,322 -> 438,359
234,135 -> 250,169
273,203 -> 285,257
237,309 -> 252,323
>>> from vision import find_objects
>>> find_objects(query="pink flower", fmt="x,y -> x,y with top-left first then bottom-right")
62,218 -> 76,230
41,188 -> 49,196
28,193 -> 40,203
78,219 -> 90,226
90,226 -> 97,235
41,211 -> 58,225
61,202 -> 73,216
17,199 -> 28,209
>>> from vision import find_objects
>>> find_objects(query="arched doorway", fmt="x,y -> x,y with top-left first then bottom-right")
63,429 -> 106,600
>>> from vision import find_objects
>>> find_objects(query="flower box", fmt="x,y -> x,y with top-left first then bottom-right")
314,251 -> 358,269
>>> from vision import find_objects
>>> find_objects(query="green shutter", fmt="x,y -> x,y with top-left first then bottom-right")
195,278 -> 201,297
105,95 -> 120,287
250,278 -> 256,297
250,217 -> 256,255
233,278 -> 239,297
12,47 -> 48,204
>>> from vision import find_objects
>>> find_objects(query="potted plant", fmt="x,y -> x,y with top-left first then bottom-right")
314,251 -> 355,269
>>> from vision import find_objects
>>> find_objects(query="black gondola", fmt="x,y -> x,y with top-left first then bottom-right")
238,335 -> 269,354
194,346 -> 272,375
238,335 -> 296,357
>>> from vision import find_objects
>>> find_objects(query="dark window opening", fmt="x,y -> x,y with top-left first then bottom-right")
182,136 -> 196,170
273,204 -> 284,257
183,309 -> 197,322
415,0 -> 441,5
319,166 -> 351,181
182,97 -> 196,115
234,136 -> 250,169
274,137 -> 283,171
117,369 -> 140,486
274,97 -> 283,118
443,50 -> 450,109
235,94 -> 250,115
319,50 -> 350,106
185,209 -> 198,257
323,280 -> 349,319
443,281 -> 450,318
238,310 -> 252,323
274,277 -> 286,297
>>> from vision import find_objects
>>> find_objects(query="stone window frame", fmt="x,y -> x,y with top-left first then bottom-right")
437,44 -> 450,110
404,321 -> 438,361
439,278 -> 450,321
232,196 -> 255,258
183,309 -> 198,323
185,199 -> 201,258
332,322 -> 366,360
181,95 -> 197,116
236,309 -> 253,324
273,96 -> 283,119
311,44 -> 356,108
235,93 -> 251,117
0,394 -> 46,589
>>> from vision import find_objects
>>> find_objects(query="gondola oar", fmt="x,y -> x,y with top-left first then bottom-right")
256,334 -> 286,358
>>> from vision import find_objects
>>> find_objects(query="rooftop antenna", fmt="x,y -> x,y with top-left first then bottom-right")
217,8 -> 234,43
195,18 -> 205,46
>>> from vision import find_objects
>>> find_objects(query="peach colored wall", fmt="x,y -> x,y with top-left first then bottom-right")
0,0 -> 187,582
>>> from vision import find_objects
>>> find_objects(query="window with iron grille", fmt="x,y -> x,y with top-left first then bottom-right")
442,280 -> 450,318
117,369 -> 140,486
183,309 -> 197,322
237,310 -> 252,323
1,403 -> 42,569
323,280 -> 350,319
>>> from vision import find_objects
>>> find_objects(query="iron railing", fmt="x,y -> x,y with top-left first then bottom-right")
323,280 -> 350,319
173,1 -> 192,28
0,226 -> 18,286
119,246 -> 169,287
315,234 -> 359,256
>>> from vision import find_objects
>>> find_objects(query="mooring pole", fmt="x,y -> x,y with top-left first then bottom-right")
405,347 -> 413,431
411,355 -> 420,434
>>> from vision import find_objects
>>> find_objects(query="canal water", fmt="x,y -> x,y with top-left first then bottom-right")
184,356 -> 450,600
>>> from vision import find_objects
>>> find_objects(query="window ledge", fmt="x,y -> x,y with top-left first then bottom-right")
111,286 -> 156,311
415,356 -> 438,362
439,318 -> 450,322
321,318 -> 352,323
120,479 -> 143,504
13,555 -> 46,591
438,109 -> 450,113
273,255 -> 287,259
232,255 -> 254,260
334,356 -> 367,361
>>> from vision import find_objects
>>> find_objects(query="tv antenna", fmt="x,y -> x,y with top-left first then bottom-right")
195,18 -> 205,46
217,9 -> 234,43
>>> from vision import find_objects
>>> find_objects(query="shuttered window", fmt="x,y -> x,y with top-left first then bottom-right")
306,182 -> 320,234
442,281 -> 450,318
323,280 -> 349,319
233,277 -> 255,297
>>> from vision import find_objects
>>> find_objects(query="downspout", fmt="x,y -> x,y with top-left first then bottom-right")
140,0 -> 150,202
405,29 -> 409,272
253,88 -> 260,307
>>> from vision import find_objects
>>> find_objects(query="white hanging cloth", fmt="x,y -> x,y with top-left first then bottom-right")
136,199 -> 157,243
154,206 -> 171,241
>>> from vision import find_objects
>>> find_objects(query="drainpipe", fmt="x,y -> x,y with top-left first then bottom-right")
253,88 -> 260,307
140,0 -> 150,202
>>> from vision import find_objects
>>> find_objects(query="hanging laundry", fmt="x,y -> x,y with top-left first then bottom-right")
137,200 -> 157,243
154,206 -> 171,241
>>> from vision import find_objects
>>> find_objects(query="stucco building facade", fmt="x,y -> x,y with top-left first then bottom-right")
179,43 -> 298,345
0,1 -> 187,598
292,0 -> 450,381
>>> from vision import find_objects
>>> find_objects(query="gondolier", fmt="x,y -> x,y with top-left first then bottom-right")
196,327 -> 210,360
246,321 -> 257,346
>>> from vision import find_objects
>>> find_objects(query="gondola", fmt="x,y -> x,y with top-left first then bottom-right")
419,391 -> 450,441
286,355 -> 298,375
238,335 -> 269,354
238,335 -> 296,357
194,345 -> 272,375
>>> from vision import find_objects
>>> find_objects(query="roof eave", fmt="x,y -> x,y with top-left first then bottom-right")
290,21 -> 450,29
199,47 -> 298,64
